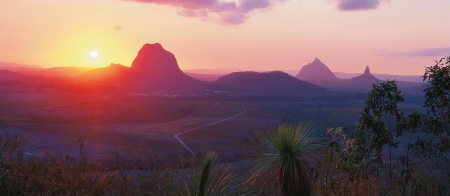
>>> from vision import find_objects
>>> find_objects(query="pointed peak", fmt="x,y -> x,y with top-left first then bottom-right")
364,66 -> 371,75
312,58 -> 322,64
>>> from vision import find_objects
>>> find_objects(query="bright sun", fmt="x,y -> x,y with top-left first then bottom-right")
90,51 -> 98,59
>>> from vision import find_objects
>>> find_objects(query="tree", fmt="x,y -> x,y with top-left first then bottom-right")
422,56 -> 450,154
357,81 -> 404,168
248,123 -> 323,196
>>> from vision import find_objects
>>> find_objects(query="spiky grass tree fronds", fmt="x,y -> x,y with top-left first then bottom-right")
198,152 -> 215,196
248,123 -> 324,196
177,152 -> 239,196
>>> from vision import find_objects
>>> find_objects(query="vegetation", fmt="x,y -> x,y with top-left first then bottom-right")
247,123 -> 323,195
422,56 -> 450,154
314,56 -> 450,195
1,56 -> 449,195
176,152 -> 238,196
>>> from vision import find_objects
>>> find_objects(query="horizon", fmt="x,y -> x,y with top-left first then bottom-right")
0,60 -> 426,77
2,2 -> 450,193
1,0 -> 449,75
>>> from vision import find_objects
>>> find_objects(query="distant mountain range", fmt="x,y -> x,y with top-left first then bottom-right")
0,44 -> 426,97
0,70 -> 33,85
295,58 -> 425,93
0,62 -> 93,77
334,72 -> 423,83
0,43 -> 331,98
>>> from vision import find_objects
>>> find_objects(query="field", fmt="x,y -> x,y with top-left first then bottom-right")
0,90 -> 425,162
0,90 -> 361,158
3,88 -> 450,195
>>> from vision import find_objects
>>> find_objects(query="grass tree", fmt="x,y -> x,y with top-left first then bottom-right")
248,123 -> 323,196
177,152 -> 238,196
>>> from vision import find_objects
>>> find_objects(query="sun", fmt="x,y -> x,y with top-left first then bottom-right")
90,51 -> 98,59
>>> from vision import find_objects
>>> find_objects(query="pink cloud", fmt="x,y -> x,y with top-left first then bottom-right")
334,0 -> 381,11
125,0 -> 284,25
113,26 -> 124,31
381,47 -> 450,58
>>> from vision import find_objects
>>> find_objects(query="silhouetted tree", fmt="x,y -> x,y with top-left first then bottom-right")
422,56 -> 450,154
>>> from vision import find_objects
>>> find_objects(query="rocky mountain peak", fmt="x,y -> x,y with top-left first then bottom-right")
364,66 -> 371,75
295,58 -> 339,81
130,43 -> 183,78
312,58 -> 322,64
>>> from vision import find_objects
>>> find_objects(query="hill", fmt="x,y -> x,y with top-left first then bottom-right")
29,67 -> 93,77
294,59 -> 423,94
185,72 -> 225,82
335,72 -> 423,82
0,62 -> 41,70
213,71 -> 330,97
78,63 -> 132,84
0,70 -> 33,85
0,62 -> 93,77
296,58 -> 339,81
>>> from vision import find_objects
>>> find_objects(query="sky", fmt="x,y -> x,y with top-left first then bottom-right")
0,0 -> 449,75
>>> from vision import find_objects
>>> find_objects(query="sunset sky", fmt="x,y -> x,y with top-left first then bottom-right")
1,0 -> 449,75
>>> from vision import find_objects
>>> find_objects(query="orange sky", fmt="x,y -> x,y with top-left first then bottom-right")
0,0 -> 449,75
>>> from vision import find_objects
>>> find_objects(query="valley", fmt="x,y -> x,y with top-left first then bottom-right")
0,42 -> 444,195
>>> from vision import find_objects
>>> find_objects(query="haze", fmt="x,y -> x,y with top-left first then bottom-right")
1,0 -> 449,75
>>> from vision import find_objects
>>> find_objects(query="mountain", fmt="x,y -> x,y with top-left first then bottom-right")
296,58 -> 339,81
0,70 -> 73,90
213,71 -> 330,97
79,43 -> 204,90
334,72 -> 423,82
78,63 -> 132,84
300,64 -> 379,92
130,43 -> 202,88
346,66 -> 379,84
132,43 -> 189,80
328,66 -> 381,92
0,70 -> 33,85
0,62 -> 41,70
294,58 -> 379,92
0,62 -> 93,77
30,67 -> 93,77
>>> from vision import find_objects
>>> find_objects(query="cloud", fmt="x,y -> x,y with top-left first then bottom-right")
113,26 -> 124,31
124,0 -> 285,25
381,47 -> 450,58
239,0 -> 271,13
334,0 -> 381,11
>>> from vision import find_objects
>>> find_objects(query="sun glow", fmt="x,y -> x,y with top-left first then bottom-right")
90,51 -> 98,59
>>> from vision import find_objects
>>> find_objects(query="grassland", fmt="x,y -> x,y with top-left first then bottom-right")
3,90 -> 450,195
0,90 -> 423,159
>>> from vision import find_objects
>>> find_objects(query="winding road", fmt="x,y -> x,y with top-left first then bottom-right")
173,111 -> 246,156
115,111 -> 247,156
6,97 -> 248,158
45,96 -> 112,109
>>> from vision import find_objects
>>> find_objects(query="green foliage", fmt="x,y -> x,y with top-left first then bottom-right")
198,153 -> 215,196
422,56 -> 450,153
248,123 -> 323,196
0,130 -> 178,195
176,152 -> 239,196
358,80 -> 404,164
315,127 -> 381,195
